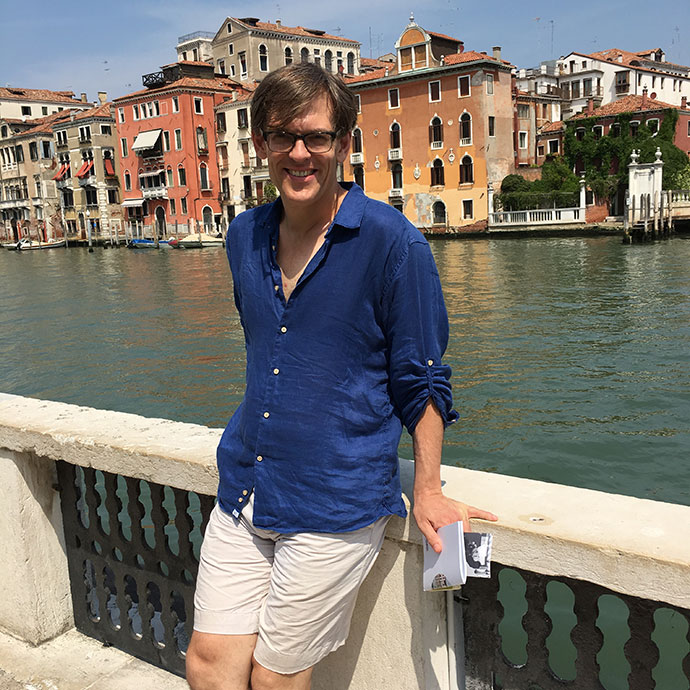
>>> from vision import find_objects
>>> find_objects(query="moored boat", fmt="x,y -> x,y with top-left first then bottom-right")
5,238 -> 66,251
173,232 -> 224,249
128,238 -> 174,249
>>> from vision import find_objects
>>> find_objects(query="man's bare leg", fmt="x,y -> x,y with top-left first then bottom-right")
186,631 -> 257,690
250,661 -> 313,690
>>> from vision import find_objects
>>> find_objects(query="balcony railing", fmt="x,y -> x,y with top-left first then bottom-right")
388,148 -> 402,161
431,141 -> 443,150
178,30 -> 215,44
142,72 -> 166,89
2,394 -> 689,689
389,188 -> 403,198
78,175 -> 97,188
142,186 -> 169,199
350,152 -> 364,165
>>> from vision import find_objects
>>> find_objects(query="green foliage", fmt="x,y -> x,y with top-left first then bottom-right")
564,108 -> 687,197
496,159 -> 580,211
263,181 -> 278,203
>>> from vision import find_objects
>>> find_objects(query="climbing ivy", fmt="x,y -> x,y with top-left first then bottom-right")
497,159 -> 579,211
564,108 -> 688,198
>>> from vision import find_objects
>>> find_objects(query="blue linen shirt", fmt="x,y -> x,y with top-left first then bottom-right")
217,182 -> 458,533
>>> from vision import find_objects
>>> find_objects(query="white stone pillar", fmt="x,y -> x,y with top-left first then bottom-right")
0,449 -> 72,643
487,182 -> 494,228
579,174 -> 586,218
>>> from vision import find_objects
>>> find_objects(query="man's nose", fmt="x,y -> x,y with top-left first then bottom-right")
290,138 -> 311,159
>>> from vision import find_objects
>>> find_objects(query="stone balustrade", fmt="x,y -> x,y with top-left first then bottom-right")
1,392 -> 689,689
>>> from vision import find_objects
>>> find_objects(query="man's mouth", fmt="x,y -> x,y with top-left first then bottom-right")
287,169 -> 315,178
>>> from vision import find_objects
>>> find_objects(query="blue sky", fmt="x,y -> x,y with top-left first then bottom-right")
3,0 -> 689,103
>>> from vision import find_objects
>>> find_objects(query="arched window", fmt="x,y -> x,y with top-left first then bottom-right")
300,47 -> 310,64
202,205 -> 213,232
432,201 -> 446,225
352,128 -> 362,153
460,112 -> 472,144
284,47 -> 293,66
391,163 -> 403,189
347,52 -> 355,74
429,116 -> 443,147
259,44 -> 268,72
431,159 -> 444,186
324,50 -> 333,72
459,155 -> 474,184
199,162 -> 209,190
390,122 -> 401,149
124,171 -> 131,191
354,165 -> 364,189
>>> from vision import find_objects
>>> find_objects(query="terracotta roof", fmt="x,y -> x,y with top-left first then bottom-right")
586,48 -> 689,73
230,17 -> 359,44
67,102 -> 113,122
13,110 -> 76,137
115,76 -> 248,102
443,50 -> 512,67
343,67 -> 389,84
570,94 -> 677,120
427,30 -> 463,44
360,57 -> 394,69
161,60 -> 213,68
539,120 -> 565,133
0,87 -> 80,104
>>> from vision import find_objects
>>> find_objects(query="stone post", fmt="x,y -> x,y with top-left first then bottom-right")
0,445 -> 72,643
579,174 -> 586,219
487,182 -> 494,228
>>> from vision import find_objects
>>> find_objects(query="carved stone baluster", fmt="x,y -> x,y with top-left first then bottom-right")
571,579 -> 605,688
625,595 -> 658,690
522,570 -> 553,684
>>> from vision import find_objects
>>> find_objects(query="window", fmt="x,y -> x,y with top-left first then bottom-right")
460,113 -> 471,145
571,81 -> 580,99
170,198 -> 176,215
576,128 -> 585,141
239,52 -> 247,78
432,201 -> 446,224
29,142 -> 38,160
548,139 -> 559,154
388,88 -> 399,109
630,121 -> 639,136
34,175 -> 42,197
41,106 -> 48,115
593,125 -> 603,140
230,65 -> 236,77
42,140 -> 51,158
175,129 -> 182,150
353,165 -> 364,189
431,159 -> 444,186
194,97 -> 203,115
228,44 -> 234,54
218,59 -> 226,74
517,104 -> 530,119
124,171 -> 131,190
355,94 -> 361,113
133,104 -> 140,120
611,122 -> 621,137
56,130 -> 67,147
107,188 -> 119,204
518,131 -> 528,149
324,50 -> 333,72
463,199 -> 473,219
285,47 -> 293,66
347,52 -> 355,75
301,48 -> 309,64
196,126 -> 208,152
390,122 -> 401,149
21,106 -> 31,116
488,115 -> 495,137
429,116 -> 443,147
79,126 -> 91,142
583,78 -> 592,97
163,131 -> 170,151
486,74 -> 494,94
237,108 -> 249,129
100,124 -> 112,136
85,187 -> 98,206
167,169 -> 174,186
259,44 -> 268,72
352,128 -> 362,153
459,155 -> 473,183
15,145 -> 24,163
537,145 -> 545,157
391,162 -> 403,189
647,119 -> 659,134
178,166 -> 187,186
172,97 -> 179,113
429,80 -> 441,102
118,108 -> 125,123
458,75 -> 470,97
313,49 -> 321,67
120,137 -> 128,157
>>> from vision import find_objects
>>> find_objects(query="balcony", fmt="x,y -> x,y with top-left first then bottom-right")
350,152 -> 364,165
55,141 -> 68,150
2,394 -> 689,690
55,178 -> 71,190
142,71 -> 166,89
178,30 -> 215,43
388,148 -> 402,161
78,175 -> 97,188
431,141 -> 443,150
142,186 -> 169,200
389,188 -> 403,198
460,137 -> 472,147
78,135 -> 91,144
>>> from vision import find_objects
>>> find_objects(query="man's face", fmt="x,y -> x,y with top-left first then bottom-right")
252,93 -> 351,212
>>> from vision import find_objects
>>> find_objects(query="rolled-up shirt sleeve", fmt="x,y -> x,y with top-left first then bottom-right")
382,237 -> 459,434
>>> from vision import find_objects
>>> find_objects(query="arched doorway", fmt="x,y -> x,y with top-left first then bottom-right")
155,206 -> 166,238
202,205 -> 213,233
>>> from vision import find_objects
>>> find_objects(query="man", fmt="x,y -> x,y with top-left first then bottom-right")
186,63 -> 496,690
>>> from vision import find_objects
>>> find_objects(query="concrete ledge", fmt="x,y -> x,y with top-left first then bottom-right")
1,393 -> 689,609
0,628 -> 188,690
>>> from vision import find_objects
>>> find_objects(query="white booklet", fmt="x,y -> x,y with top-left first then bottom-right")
423,521 -> 493,591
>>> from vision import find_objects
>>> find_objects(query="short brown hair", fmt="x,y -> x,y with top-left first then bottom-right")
250,63 -> 357,136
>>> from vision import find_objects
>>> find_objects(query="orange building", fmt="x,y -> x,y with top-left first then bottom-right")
345,17 -> 514,231
113,61 -> 250,237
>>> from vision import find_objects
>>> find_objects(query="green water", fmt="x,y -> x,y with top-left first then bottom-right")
1,236 -> 689,505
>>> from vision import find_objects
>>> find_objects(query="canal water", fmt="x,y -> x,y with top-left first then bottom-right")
1,235 -> 689,506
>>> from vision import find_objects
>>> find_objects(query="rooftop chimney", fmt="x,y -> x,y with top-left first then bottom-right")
80,92 -> 88,103
276,19 -> 281,27
587,98 -> 594,115
97,91 -> 107,105
492,46 -> 502,61
682,96 -> 687,109
642,86 -> 648,108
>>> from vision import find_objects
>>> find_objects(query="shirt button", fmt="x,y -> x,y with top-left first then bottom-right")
427,359 -> 434,366
280,326 -> 287,333
238,497 -> 243,503
274,284 -> 279,291
257,455 -> 263,462
263,411 -> 270,418
273,368 -> 280,375
242,489 -> 248,496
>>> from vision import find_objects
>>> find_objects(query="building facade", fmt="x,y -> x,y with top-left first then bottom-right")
345,18 -> 514,230
114,61 -> 250,237
52,101 -> 124,242
0,87 -> 87,121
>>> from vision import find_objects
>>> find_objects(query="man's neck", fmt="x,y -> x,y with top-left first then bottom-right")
280,185 -> 346,240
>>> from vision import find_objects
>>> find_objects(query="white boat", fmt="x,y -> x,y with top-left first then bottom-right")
171,232 -> 224,249
6,238 -> 66,251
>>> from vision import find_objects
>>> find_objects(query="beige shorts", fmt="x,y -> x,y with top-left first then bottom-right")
193,496 -> 389,674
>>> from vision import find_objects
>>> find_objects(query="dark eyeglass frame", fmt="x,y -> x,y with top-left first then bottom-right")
262,130 -> 339,154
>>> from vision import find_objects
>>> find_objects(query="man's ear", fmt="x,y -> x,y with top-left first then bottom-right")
252,131 -> 267,159
335,131 -> 352,164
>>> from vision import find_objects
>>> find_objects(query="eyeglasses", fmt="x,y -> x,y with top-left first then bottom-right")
262,130 -> 338,154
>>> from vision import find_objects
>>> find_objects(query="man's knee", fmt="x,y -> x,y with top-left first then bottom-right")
250,661 -> 313,690
186,631 -> 256,690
